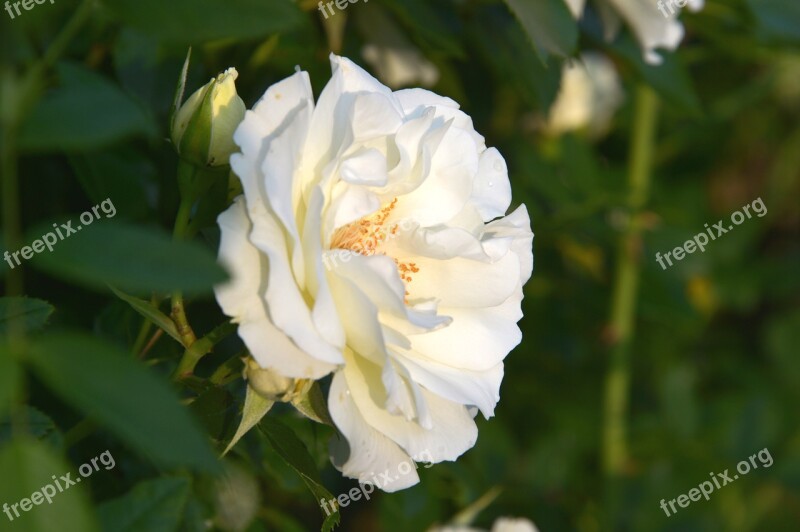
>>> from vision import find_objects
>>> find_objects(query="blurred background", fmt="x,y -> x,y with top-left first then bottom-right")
1,0 -> 799,531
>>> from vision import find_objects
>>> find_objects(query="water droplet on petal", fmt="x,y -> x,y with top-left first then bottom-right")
488,181 -> 494,188
493,160 -> 504,172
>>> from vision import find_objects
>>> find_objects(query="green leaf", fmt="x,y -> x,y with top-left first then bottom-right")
259,417 -> 340,531
0,406 -> 64,449
29,221 -> 227,296
102,0 -> 305,44
19,63 -> 154,152
0,297 -> 54,333
0,438 -> 99,532
26,332 -> 220,472
503,0 -> 578,60
469,6 -> 564,112
68,148 -> 155,222
291,382 -> 334,427
171,48 -> 192,130
604,33 -> 702,116
109,286 -> 182,345
189,386 -> 237,443
380,0 -> 464,58
224,385 -> 274,455
97,477 -> 191,532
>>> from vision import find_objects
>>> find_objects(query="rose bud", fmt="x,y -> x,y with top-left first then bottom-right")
171,67 -> 245,167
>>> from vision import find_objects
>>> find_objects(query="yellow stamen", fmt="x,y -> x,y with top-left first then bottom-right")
329,198 -> 419,302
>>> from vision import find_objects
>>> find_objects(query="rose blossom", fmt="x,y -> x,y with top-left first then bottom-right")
215,55 -> 533,491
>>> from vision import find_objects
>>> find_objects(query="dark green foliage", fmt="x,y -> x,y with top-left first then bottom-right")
1,0 -> 799,531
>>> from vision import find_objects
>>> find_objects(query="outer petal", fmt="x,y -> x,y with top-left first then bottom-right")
328,371 -> 420,492
231,71 -> 313,286
471,148 -> 512,222
405,251 -> 521,308
342,350 -> 478,463
215,198 -> 337,379
409,296 -> 523,372
233,70 -> 313,234
248,198 -> 344,366
486,205 -> 534,285
393,350 -> 504,418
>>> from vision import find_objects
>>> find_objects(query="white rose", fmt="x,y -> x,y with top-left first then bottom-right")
565,0 -> 704,65
215,55 -> 533,491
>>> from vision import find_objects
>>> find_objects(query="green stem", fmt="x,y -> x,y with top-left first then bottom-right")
130,295 -> 160,356
172,193 -> 194,240
173,321 -> 237,380
171,161 -> 198,347
602,86 -> 659,478
131,316 -> 154,356
171,294 -> 196,349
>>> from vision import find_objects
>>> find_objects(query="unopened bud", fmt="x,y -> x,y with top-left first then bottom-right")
171,68 -> 245,167
244,358 -> 308,402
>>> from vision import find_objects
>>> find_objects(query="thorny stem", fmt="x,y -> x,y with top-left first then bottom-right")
602,86 -> 659,483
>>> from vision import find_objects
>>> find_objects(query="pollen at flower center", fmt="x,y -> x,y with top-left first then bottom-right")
329,198 -> 420,297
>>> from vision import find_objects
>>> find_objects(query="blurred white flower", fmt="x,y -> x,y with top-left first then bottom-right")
357,3 -> 439,89
565,0 -> 704,64
362,44 -> 440,89
491,518 -> 539,532
543,53 -> 624,138
430,517 -> 539,532
215,55 -> 533,491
